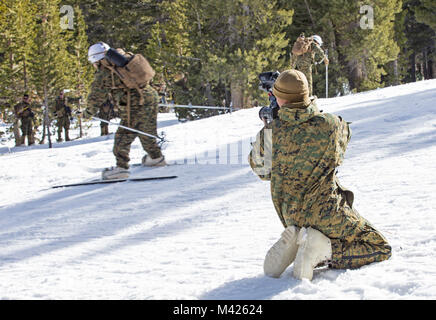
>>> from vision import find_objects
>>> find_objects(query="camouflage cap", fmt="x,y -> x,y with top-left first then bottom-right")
272,69 -> 310,108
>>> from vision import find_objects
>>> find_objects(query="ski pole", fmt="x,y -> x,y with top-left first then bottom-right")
325,49 -> 329,98
92,116 -> 165,142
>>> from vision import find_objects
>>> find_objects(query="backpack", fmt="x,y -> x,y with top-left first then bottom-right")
101,48 -> 156,126
107,48 -> 155,90
291,35 -> 313,56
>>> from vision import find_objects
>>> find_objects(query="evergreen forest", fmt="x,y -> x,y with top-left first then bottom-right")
0,0 -> 435,126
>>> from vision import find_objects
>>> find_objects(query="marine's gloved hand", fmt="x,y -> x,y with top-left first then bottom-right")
324,57 -> 329,66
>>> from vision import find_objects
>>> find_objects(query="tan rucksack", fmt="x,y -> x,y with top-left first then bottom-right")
110,49 -> 155,90
101,49 -> 155,126
291,35 -> 313,56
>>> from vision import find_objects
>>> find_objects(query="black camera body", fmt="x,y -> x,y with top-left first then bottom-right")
258,71 -> 280,123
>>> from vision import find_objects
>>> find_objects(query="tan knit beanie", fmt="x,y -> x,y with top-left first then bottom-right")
272,69 -> 311,108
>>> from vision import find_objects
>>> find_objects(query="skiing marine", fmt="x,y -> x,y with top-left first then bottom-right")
83,42 -> 166,180
249,69 -> 391,280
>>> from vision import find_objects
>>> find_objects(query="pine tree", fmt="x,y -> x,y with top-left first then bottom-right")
281,0 -> 342,97
413,0 -> 436,79
28,0 -> 77,146
65,5 -> 95,137
383,8 -> 409,85
147,0 -> 294,120
414,0 -> 436,31
0,0 -> 37,110
402,0 -> 435,81
73,0 -> 160,52
329,0 -> 402,91
194,0 -> 293,109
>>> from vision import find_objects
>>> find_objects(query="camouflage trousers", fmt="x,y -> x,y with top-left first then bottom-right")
100,123 -> 109,136
56,116 -> 70,131
283,180 -> 391,270
113,110 -> 162,169
20,117 -> 35,145
292,211 -> 391,269
329,219 -> 392,269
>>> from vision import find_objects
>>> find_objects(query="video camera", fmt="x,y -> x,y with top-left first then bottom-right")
258,71 -> 280,123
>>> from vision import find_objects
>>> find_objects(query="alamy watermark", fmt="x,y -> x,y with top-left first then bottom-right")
360,5 -> 374,29
59,4 -> 375,31
162,129 -> 273,175
60,5 -> 74,30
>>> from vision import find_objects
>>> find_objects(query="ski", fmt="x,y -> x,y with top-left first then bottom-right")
51,175 -> 178,189
130,162 -> 183,168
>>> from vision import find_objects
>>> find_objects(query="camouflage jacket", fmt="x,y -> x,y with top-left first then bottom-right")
86,63 -> 159,122
249,101 -> 368,241
14,101 -> 33,119
97,100 -> 118,121
290,42 -> 326,70
53,97 -> 71,118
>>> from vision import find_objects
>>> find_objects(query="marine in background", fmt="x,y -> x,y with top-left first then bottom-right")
13,94 -> 35,146
97,98 -> 118,136
53,90 -> 72,142
290,34 -> 329,97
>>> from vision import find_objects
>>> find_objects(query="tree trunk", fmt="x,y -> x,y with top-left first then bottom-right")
422,48 -> 430,80
420,61 -> 424,80
23,58 -> 28,91
44,83 -> 52,148
205,82 -> 214,106
393,59 -> 399,85
431,57 -> 436,79
304,0 -> 316,30
230,81 -> 244,109
347,59 -> 364,91
410,52 -> 416,82
76,49 -> 84,138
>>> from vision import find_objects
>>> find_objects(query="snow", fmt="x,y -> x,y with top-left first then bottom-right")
0,80 -> 436,300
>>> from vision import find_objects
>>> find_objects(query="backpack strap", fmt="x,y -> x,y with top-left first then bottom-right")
101,60 -> 135,127
127,89 -> 131,127
104,59 -> 146,103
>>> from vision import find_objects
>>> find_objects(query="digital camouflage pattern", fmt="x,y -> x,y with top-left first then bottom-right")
249,100 -> 391,269
97,100 -> 117,136
14,101 -> 35,145
290,42 -> 326,96
53,96 -> 71,141
86,63 -> 162,168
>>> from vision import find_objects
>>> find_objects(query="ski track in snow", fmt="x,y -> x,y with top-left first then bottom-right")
0,80 -> 435,299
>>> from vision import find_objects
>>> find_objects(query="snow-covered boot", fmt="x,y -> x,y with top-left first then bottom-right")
292,227 -> 332,281
102,166 -> 130,180
264,225 -> 300,278
142,155 -> 166,167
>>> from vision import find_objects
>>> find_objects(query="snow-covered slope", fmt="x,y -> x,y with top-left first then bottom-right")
0,80 -> 435,299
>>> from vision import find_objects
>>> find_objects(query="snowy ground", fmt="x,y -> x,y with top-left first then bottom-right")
0,80 -> 435,300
